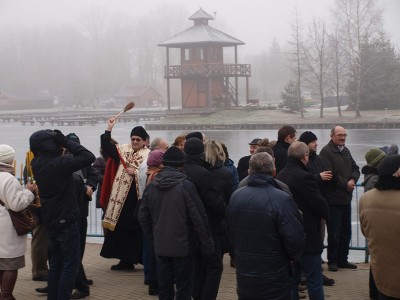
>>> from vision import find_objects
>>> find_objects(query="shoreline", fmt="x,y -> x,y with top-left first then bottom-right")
146,107 -> 400,130
2,107 -> 400,130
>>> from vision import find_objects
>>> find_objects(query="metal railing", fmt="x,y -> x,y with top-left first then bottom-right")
87,184 -> 369,262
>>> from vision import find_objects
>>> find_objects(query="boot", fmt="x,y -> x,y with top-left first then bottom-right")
0,270 -> 17,300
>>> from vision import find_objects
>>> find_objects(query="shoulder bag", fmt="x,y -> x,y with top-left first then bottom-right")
0,199 -> 38,236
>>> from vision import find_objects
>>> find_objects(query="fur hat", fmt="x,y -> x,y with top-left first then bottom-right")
162,146 -> 184,167
184,137 -> 204,156
66,133 -> 80,144
29,130 -> 60,155
299,131 -> 318,145
130,126 -> 148,140
249,138 -> 261,145
378,155 -> 400,176
147,149 -> 164,167
365,148 -> 386,168
185,131 -> 203,141
0,144 -> 15,164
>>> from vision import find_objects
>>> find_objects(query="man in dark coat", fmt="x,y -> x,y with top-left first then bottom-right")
228,152 -> 305,300
183,138 -> 226,300
138,146 -> 214,300
277,141 -> 330,300
30,129 -> 95,300
319,126 -> 360,272
273,125 -> 297,174
237,138 -> 261,181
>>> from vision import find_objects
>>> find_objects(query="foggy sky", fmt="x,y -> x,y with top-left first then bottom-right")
1,0 -> 399,54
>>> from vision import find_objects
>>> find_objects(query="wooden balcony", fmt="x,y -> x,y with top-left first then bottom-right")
164,63 -> 251,78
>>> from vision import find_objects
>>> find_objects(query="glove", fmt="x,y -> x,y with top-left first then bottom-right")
53,129 -> 67,146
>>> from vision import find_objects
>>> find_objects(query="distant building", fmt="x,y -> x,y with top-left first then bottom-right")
0,91 -> 54,110
113,85 -> 163,108
159,8 -> 251,109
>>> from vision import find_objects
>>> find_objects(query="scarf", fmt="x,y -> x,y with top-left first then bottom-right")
102,144 -> 149,231
0,162 -> 15,175
146,165 -> 163,185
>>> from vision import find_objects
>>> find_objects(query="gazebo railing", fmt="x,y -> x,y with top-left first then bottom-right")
164,63 -> 251,78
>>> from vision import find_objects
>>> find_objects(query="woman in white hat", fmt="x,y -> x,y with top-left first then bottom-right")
0,144 -> 37,299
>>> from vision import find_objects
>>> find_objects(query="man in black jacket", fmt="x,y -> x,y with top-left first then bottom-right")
30,129 -> 95,300
183,137 -> 226,300
319,126 -> 360,272
228,152 -> 305,300
277,141 -> 330,300
138,146 -> 214,300
273,125 -> 297,174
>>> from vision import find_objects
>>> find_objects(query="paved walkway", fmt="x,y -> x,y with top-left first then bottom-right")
14,241 -> 370,299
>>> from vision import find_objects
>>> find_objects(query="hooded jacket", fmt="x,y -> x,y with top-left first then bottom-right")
138,167 -> 214,257
30,130 -> 95,229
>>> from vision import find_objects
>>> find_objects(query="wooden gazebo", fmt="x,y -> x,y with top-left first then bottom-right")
159,8 -> 251,109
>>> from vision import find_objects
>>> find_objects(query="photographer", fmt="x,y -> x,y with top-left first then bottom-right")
29,129 -> 95,300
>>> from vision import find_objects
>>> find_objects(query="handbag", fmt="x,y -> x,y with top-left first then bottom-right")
0,199 -> 38,236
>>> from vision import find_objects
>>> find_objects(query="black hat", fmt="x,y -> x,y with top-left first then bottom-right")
299,131 -> 318,145
184,137 -> 204,156
162,146 -> 184,167
249,138 -> 261,145
185,131 -> 203,141
378,154 -> 400,176
130,126 -> 148,140
29,130 -> 60,155
66,133 -> 80,144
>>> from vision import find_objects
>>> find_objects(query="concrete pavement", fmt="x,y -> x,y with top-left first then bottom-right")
13,241 -> 370,299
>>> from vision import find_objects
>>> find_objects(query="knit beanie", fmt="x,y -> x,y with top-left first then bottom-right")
66,133 -> 80,144
0,144 -> 15,164
299,131 -> 318,145
130,126 -> 148,140
184,137 -> 204,156
147,149 -> 164,167
162,146 -> 184,167
365,148 -> 386,168
378,154 -> 400,176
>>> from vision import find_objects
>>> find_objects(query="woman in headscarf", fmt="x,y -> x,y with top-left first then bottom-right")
0,144 -> 37,299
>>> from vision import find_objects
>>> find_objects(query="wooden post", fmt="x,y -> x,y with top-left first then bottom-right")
166,47 -> 171,110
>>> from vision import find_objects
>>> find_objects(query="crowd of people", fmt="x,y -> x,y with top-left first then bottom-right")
0,120 -> 399,300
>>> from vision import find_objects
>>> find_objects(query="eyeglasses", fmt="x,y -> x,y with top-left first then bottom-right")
131,138 -> 143,142
335,134 -> 348,137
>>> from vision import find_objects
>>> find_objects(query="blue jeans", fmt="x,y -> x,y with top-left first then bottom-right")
291,254 -> 324,300
327,204 -> 351,264
47,222 -> 80,300
156,255 -> 194,300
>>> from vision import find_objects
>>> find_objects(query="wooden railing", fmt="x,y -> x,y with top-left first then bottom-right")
164,63 -> 251,78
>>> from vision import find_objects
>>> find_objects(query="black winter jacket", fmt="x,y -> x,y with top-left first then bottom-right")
227,174 -> 305,299
277,157 -> 330,254
183,155 -> 226,235
138,167 -> 214,257
31,137 -> 95,229
273,140 -> 291,174
319,140 -> 360,205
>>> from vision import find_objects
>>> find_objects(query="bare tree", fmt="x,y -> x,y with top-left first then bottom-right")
332,0 -> 383,117
327,26 -> 350,117
301,18 -> 330,118
287,6 -> 305,117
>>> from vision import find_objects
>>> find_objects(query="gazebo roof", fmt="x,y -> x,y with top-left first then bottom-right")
159,8 -> 244,48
